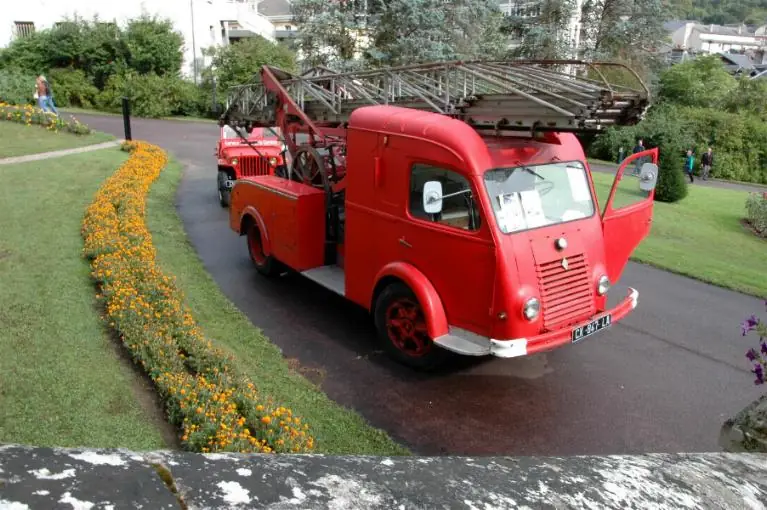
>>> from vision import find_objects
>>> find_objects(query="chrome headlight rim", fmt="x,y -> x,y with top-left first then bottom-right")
230,157 -> 239,166
597,275 -> 610,296
523,297 -> 540,321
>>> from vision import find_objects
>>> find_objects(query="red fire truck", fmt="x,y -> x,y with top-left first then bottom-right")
220,60 -> 659,370
215,124 -> 287,207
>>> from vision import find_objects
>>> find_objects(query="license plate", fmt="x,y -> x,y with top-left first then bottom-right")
571,314 -> 612,344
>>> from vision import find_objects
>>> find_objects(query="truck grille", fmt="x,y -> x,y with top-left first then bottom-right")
536,253 -> 595,330
239,156 -> 271,177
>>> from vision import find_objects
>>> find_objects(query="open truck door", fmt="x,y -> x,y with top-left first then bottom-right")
600,148 -> 660,283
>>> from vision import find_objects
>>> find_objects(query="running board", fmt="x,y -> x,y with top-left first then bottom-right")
300,265 -> 345,296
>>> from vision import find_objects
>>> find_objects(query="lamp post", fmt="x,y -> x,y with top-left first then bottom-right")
191,0 -> 198,84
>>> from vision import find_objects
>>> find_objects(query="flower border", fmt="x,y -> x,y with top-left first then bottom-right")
82,140 -> 314,453
0,102 -> 91,135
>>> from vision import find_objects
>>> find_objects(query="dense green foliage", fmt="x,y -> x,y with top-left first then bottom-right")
746,192 -> 767,236
0,16 -> 297,118
670,0 -> 767,25
590,55 -> 767,186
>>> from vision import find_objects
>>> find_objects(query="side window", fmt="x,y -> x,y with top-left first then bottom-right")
409,163 -> 481,231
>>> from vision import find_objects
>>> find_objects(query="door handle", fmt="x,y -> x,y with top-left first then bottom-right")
399,237 -> 412,248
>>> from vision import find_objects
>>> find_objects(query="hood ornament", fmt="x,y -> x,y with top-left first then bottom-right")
555,237 -> 567,251
561,257 -> 569,271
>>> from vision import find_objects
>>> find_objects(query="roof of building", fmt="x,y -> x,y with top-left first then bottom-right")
720,52 -> 757,69
257,0 -> 292,17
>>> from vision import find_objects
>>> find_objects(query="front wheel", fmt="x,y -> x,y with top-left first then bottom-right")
374,283 -> 449,371
217,170 -> 231,208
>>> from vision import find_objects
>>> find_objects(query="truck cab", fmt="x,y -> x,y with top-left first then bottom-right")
229,105 -> 659,370
215,125 -> 288,207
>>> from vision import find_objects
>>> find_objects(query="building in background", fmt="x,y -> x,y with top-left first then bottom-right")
1,0 -> 275,81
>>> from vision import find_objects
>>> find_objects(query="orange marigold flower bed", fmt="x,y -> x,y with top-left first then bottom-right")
81,141 -> 314,454
0,102 -> 91,135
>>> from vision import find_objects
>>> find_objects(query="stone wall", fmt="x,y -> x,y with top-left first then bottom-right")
2,444 -> 767,509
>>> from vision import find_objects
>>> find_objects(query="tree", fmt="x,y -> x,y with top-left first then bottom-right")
291,0 -> 370,68
203,36 -> 297,94
658,55 -> 737,109
122,15 -> 184,77
366,0 -> 508,66
509,0 -> 577,60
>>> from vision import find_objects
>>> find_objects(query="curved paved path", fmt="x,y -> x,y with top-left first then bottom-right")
74,113 -> 765,456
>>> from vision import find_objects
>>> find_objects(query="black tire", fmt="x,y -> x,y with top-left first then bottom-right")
245,221 -> 281,277
373,283 -> 449,371
217,170 -> 231,208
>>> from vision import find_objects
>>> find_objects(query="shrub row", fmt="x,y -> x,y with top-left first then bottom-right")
589,104 -> 767,186
0,102 -> 91,135
81,140 -> 315,453
746,193 -> 767,237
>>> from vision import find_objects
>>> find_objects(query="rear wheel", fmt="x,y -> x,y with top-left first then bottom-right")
217,170 -> 231,208
246,221 -> 280,276
374,283 -> 449,371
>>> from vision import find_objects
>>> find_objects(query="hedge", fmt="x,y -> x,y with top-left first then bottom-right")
81,140 -> 315,453
589,104 -> 767,185
746,192 -> 767,237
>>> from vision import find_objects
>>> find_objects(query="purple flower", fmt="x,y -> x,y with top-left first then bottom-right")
741,315 -> 761,336
746,348 -> 758,361
753,364 -> 765,385
762,341 -> 767,355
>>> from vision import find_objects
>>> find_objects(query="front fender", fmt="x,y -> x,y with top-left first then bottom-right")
373,262 -> 448,339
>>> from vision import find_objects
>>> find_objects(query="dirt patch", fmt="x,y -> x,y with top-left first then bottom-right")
286,357 -> 327,388
740,219 -> 767,240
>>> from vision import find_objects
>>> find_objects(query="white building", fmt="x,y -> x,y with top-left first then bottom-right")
668,21 -> 764,55
1,0 -> 276,81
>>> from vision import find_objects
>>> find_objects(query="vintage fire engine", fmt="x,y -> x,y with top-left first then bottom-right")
219,60 -> 659,370
215,123 -> 287,207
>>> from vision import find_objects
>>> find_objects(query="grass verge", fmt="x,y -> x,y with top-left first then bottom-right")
592,171 -> 767,299
0,149 -> 167,449
146,156 -> 409,455
0,121 -> 115,158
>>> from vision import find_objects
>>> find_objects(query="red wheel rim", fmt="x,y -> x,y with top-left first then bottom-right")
248,226 -> 266,265
385,297 -> 431,358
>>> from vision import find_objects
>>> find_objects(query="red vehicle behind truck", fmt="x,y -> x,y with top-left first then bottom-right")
220,60 -> 659,370
215,124 -> 287,207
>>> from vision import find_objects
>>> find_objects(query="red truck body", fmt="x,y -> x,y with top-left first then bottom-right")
228,103 -> 659,369
215,125 -> 287,207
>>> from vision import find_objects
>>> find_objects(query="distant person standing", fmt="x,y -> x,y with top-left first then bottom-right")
632,139 -> 645,175
684,149 -> 695,183
701,147 -> 714,181
35,75 -> 58,115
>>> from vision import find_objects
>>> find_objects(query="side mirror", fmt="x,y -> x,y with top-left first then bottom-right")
423,180 -> 443,214
639,162 -> 659,191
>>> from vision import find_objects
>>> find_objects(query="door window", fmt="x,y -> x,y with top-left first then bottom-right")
409,164 -> 481,231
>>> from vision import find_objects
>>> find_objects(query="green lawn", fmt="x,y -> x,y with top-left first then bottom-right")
147,158 -> 409,455
0,149 -> 168,449
592,172 -> 767,299
0,121 -> 115,158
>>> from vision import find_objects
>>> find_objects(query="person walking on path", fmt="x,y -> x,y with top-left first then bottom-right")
35,75 -> 58,115
632,139 -> 645,175
684,149 -> 695,183
701,147 -> 714,181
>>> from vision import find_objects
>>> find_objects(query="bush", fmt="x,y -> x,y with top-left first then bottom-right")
82,141 -> 315,453
654,149 -> 689,203
97,72 -> 204,118
46,68 -> 99,108
0,68 -> 37,106
746,193 -> 767,236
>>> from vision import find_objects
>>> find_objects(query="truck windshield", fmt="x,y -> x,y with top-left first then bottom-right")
483,161 -> 595,234
222,125 -> 281,140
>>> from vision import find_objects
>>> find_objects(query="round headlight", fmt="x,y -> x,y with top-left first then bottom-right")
523,297 -> 540,321
597,275 -> 610,296
268,157 -> 278,166
231,157 -> 238,165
